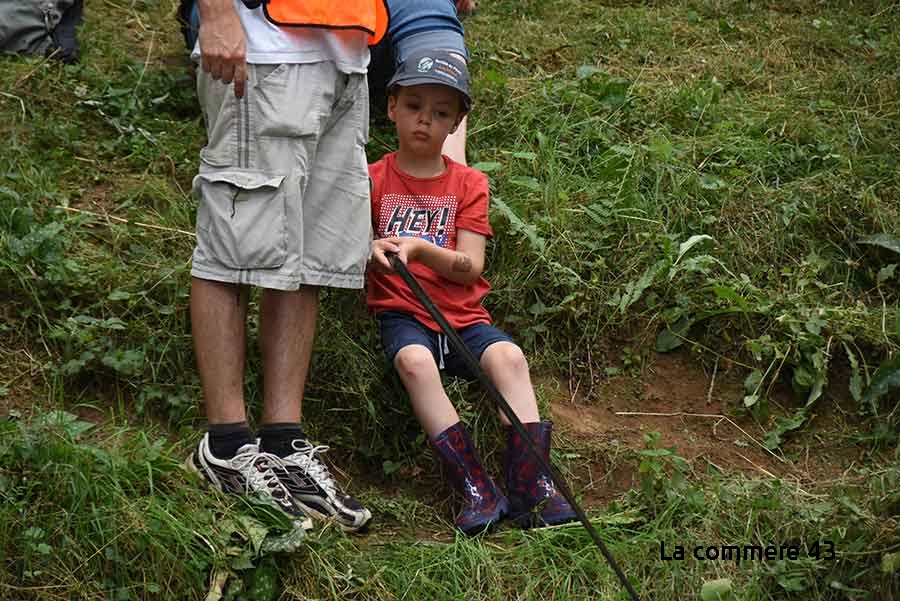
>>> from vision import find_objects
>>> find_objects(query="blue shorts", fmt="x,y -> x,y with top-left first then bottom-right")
378,311 -> 514,379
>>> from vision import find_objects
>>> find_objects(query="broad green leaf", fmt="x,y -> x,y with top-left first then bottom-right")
675,234 -> 714,265
744,370 -> 763,394
862,356 -> 900,410
859,233 -> 900,255
471,161 -> 502,173
656,308 -> 750,352
618,259 -> 668,313
792,363 -> 827,405
512,151 -> 537,160
260,524 -> 308,553
711,285 -> 749,310
491,196 -> 545,252
237,515 -> 270,555
764,408 -> 809,449
656,317 -> 692,352
806,368 -> 826,406
842,342 -> 864,402
509,175 -> 541,191
32,411 -> 94,439
877,264 -> 896,284
101,349 -> 145,376
804,315 -> 825,335
102,317 -> 127,330
701,578 -> 734,600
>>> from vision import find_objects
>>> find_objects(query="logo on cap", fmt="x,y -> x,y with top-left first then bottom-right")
417,57 -> 434,73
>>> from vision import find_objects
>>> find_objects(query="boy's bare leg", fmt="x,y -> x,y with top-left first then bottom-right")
191,277 -> 249,424
394,345 -> 460,437
442,115 -> 468,165
480,342 -> 540,425
259,286 -> 319,424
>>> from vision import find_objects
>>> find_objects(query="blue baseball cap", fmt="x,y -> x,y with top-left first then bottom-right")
388,49 -> 472,112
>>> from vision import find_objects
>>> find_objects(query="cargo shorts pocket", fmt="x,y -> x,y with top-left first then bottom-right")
194,170 -> 288,270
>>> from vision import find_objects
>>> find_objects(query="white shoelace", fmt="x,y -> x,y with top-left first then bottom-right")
283,441 -> 337,495
231,448 -> 293,507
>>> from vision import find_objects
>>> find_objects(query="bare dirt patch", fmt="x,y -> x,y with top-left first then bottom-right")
547,352 -> 859,507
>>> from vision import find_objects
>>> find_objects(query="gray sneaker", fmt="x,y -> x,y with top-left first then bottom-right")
275,439 -> 372,532
186,433 -> 313,531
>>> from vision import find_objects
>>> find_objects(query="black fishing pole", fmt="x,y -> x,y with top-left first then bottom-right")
387,253 -> 641,601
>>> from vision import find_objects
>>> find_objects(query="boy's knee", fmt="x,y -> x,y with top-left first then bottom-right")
486,342 -> 529,374
393,345 -> 438,381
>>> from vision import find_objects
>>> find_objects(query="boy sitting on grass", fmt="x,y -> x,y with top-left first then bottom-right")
367,50 -> 577,535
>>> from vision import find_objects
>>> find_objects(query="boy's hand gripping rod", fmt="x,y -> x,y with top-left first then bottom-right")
387,254 -> 640,601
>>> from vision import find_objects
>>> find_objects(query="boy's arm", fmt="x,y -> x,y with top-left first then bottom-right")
375,230 -> 486,285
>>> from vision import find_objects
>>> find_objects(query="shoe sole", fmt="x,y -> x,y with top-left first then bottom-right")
292,498 -> 373,533
458,499 -> 507,536
510,510 -> 579,529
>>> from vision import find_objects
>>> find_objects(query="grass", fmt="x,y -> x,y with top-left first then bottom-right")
2,412 -> 897,600
0,0 -> 898,599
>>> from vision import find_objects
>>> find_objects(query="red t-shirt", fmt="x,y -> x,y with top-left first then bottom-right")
367,153 -> 494,331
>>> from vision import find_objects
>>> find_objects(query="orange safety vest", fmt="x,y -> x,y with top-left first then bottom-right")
262,0 -> 389,46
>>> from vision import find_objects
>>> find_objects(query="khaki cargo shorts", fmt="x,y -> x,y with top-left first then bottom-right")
191,62 -> 371,290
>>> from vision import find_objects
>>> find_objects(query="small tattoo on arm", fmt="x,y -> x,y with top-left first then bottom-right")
452,254 -> 472,273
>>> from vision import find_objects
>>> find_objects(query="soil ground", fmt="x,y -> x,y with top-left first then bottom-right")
535,351 -> 865,510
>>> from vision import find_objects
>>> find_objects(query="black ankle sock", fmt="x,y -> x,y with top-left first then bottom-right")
258,423 -> 305,458
208,422 -> 253,459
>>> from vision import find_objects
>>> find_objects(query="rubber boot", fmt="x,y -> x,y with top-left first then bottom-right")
431,422 -> 508,535
505,421 -> 578,528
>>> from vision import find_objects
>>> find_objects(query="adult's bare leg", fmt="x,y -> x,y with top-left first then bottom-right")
443,114 -> 468,165
259,286 -> 319,424
191,277 -> 249,424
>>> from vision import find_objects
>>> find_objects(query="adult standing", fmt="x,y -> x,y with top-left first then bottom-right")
185,0 -> 380,531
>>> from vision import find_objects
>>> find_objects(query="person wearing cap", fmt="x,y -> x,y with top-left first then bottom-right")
368,0 -> 473,164
366,51 -> 578,535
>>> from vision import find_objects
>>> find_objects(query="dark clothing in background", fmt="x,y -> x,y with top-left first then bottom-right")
0,0 -> 84,63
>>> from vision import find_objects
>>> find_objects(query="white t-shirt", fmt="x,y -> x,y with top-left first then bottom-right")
192,0 -> 370,73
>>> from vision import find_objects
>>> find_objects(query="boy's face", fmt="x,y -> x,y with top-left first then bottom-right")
388,84 -> 465,157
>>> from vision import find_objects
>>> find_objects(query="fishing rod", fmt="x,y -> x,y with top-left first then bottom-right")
387,253 -> 641,601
